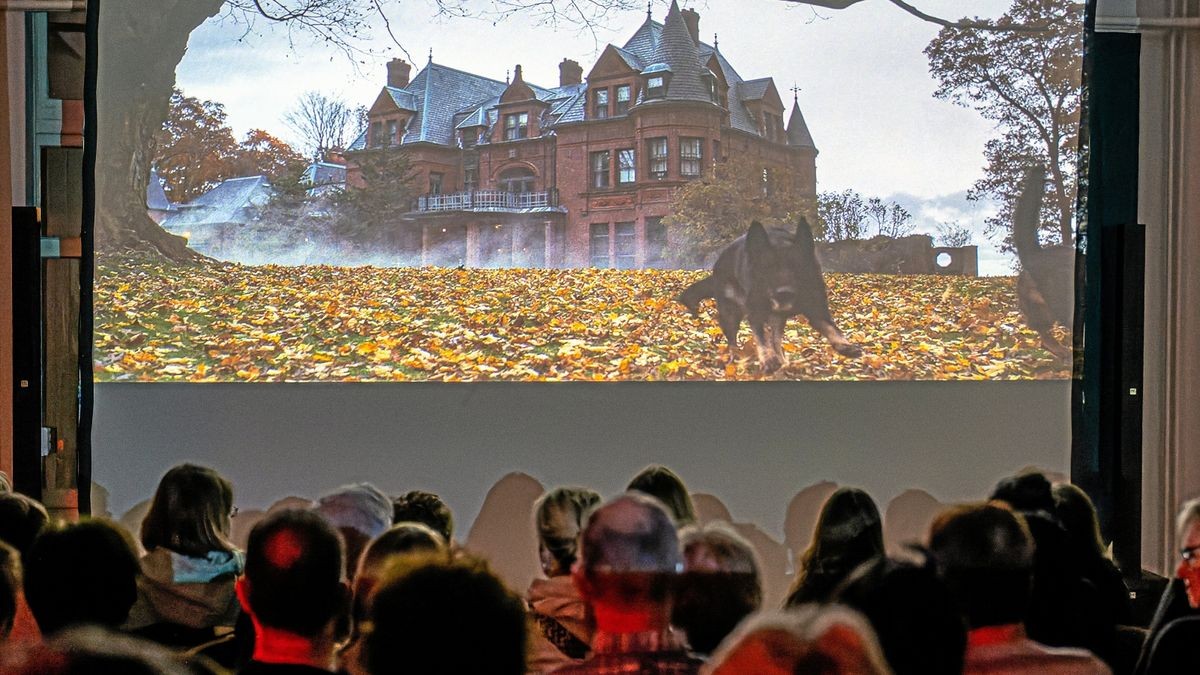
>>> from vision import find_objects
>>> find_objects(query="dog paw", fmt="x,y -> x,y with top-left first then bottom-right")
835,343 -> 863,358
761,355 -> 784,374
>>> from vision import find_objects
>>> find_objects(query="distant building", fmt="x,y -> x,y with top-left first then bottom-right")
300,160 -> 347,196
345,0 -> 817,268
160,175 -> 272,257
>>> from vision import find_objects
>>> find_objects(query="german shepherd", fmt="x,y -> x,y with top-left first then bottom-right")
1012,165 -> 1074,360
677,218 -> 862,373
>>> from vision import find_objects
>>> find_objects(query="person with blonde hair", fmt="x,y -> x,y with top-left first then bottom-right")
527,486 -> 601,674
703,606 -> 893,675
673,522 -> 762,656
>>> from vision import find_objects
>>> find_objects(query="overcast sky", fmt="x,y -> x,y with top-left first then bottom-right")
173,0 -> 1035,273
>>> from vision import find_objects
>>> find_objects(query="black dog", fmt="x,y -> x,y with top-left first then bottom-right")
677,218 -> 862,373
1012,165 -> 1075,360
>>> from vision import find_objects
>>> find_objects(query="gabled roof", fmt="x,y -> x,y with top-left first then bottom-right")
738,78 -> 773,101
385,86 -> 419,111
787,99 -> 817,151
646,0 -> 713,104
146,169 -> 174,212
302,161 -> 347,186
162,176 -> 272,230
393,62 -> 512,146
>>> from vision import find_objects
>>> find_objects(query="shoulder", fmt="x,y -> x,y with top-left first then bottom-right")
1143,616 -> 1200,674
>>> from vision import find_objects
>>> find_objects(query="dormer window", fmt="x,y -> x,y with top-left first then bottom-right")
462,129 -> 478,148
703,71 -> 718,104
386,119 -> 399,145
594,88 -> 609,119
369,121 -> 383,148
504,112 -> 528,141
615,85 -> 631,114
647,75 -> 665,99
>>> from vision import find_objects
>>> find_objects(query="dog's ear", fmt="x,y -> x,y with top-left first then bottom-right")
793,217 -> 816,253
746,221 -> 771,259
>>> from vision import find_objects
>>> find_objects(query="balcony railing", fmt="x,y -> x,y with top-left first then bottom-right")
416,189 -> 556,212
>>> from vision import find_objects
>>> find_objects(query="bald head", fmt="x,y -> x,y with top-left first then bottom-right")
579,493 -> 682,576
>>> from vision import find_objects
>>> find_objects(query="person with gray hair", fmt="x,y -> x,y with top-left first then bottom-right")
672,523 -> 762,656
553,492 -> 700,674
314,483 -> 392,580
1137,497 -> 1200,674
703,606 -> 893,675
929,503 -> 1110,675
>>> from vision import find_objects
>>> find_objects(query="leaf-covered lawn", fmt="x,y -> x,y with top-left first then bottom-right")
93,257 -> 1070,382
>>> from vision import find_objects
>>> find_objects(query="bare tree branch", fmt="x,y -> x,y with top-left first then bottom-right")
779,0 -> 1055,32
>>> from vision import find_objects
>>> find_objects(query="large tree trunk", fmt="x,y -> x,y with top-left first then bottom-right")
96,0 -> 226,262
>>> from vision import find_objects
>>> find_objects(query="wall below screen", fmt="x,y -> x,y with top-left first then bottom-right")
93,380 -> 1070,527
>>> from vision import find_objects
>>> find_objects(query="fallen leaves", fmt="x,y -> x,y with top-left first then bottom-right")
92,256 -> 1071,382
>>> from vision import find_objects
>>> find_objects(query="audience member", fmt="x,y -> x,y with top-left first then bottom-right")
1053,482 -> 1134,624
703,606 -> 893,675
125,464 -> 244,648
784,486 -> 885,607
527,486 -> 602,674
235,509 -> 349,674
0,492 -> 49,558
672,522 -> 762,657
0,540 -> 20,639
0,625 -> 200,675
391,490 -> 454,543
359,553 -> 527,675
24,518 -> 140,635
834,555 -> 966,675
314,483 -> 392,580
555,492 -> 700,675
1137,498 -> 1200,674
929,503 -> 1111,674
627,465 -> 697,526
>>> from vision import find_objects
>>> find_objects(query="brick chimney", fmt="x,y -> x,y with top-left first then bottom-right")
387,58 -> 411,88
681,8 -> 700,45
559,58 -> 583,86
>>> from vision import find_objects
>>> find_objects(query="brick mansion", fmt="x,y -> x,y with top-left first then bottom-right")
345,0 -> 818,269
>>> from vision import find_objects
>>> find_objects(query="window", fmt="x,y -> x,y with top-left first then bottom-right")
615,222 -> 636,269
591,151 -> 611,189
429,172 -> 443,195
648,138 -> 668,179
762,167 -> 771,196
386,119 -> 399,145
504,112 -> 528,141
647,75 -> 665,99
594,88 -> 609,119
680,137 -> 703,177
370,121 -> 383,148
712,139 -> 722,165
645,217 -> 667,268
590,223 -> 610,268
462,129 -> 478,148
464,167 -> 478,192
617,148 -> 636,184
615,85 -> 631,114
499,167 -> 535,193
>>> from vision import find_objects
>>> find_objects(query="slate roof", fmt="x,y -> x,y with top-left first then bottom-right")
162,176 -> 272,231
385,86 -> 418,111
643,0 -> 712,103
738,78 -> 772,101
146,169 -> 174,212
302,161 -> 346,186
787,100 -> 817,150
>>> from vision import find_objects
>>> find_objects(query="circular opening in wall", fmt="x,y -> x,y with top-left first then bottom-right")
935,252 -> 954,268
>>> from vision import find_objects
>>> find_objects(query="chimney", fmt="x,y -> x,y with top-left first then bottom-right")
559,58 -> 583,86
513,64 -> 525,84
681,8 -> 700,45
387,58 -> 411,88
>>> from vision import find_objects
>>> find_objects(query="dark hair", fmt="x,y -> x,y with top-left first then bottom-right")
929,504 -> 1034,628
835,556 -> 967,675
784,487 -> 884,607
991,472 -> 1055,515
535,486 -> 602,573
391,491 -> 454,542
0,540 -> 21,637
627,465 -> 696,526
244,509 -> 347,637
674,524 -> 763,655
140,464 -> 235,558
363,554 -> 526,675
0,492 -> 49,558
1052,482 -> 1106,560
24,519 -> 140,635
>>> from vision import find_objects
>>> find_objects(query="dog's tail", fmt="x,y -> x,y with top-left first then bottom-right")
1012,164 -> 1047,261
677,275 -> 717,316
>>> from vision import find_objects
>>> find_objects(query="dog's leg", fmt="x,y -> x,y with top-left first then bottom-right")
767,314 -> 788,369
749,314 -> 784,374
716,299 -> 743,364
806,315 -> 863,358
1018,274 -> 1071,361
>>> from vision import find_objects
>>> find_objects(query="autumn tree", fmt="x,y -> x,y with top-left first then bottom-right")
153,89 -> 241,202
664,157 -> 815,267
925,0 -> 1083,249
233,128 -> 307,181
866,197 -> 915,238
817,189 -> 867,242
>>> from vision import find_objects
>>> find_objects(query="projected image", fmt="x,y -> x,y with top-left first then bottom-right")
93,0 -> 1082,381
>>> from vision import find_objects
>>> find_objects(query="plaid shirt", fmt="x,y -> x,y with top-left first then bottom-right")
550,628 -> 702,675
